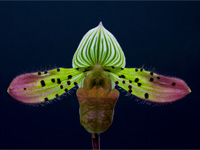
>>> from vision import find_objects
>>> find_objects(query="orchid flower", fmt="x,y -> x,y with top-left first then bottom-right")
7,22 -> 191,150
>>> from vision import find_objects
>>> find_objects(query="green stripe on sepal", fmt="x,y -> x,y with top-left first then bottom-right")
72,22 -> 126,68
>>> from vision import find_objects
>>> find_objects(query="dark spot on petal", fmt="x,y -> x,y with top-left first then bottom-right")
129,80 -> 132,83
172,82 -> 176,86
122,80 -> 125,84
157,77 -> 160,79
83,68 -> 89,73
150,78 -> 154,82
135,78 -> 139,82
145,93 -> 149,99
121,68 -> 124,70
67,81 -> 71,85
138,83 -> 142,87
24,88 -> 26,90
135,68 -> 138,72
56,94 -> 59,98
74,82 -> 77,85
150,72 -> 153,75
60,85 -> 63,89
119,75 -> 125,78
68,75 -> 72,79
112,66 -> 114,69
76,68 -> 79,70
65,88 -> 68,92
128,90 -> 132,93
44,71 -> 48,74
44,97 -> 48,101
51,78 -> 55,83
38,72 -> 41,75
115,81 -> 119,85
104,69 -> 111,72
140,68 -> 143,72
57,78 -> 61,84
57,68 -> 60,72
128,85 -> 132,89
41,80 -> 45,87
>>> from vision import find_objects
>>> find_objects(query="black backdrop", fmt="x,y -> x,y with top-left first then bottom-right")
0,1 -> 199,149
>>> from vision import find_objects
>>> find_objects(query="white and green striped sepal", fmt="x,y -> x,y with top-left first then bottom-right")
72,22 -> 126,69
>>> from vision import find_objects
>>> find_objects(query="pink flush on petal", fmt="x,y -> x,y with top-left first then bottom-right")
147,74 -> 191,103
7,73 -> 49,104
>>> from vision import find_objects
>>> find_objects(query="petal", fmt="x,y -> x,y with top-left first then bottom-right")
8,68 -> 85,104
107,67 -> 191,103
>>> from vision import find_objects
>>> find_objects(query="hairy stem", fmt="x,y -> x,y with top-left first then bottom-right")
92,133 -> 100,150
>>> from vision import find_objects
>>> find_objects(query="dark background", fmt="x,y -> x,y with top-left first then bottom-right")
0,1 -> 199,149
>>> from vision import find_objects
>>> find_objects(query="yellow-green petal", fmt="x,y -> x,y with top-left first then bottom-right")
107,68 -> 191,103
8,68 -> 85,104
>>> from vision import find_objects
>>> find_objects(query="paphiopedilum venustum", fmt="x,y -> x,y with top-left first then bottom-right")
7,22 -> 191,150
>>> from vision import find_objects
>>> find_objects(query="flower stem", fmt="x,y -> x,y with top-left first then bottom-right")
92,133 -> 100,150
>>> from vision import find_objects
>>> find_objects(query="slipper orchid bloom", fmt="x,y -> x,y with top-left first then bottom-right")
8,22 -> 191,150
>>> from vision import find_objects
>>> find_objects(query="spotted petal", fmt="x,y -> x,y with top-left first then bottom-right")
106,67 -> 191,103
8,68 -> 85,104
